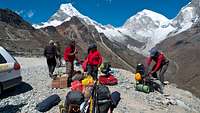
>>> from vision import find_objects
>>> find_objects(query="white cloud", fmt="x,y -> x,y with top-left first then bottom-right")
27,10 -> 34,18
15,10 -> 24,15
15,10 -> 34,18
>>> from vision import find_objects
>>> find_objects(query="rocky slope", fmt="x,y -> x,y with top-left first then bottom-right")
0,9 -> 67,56
0,57 -> 200,113
55,16 -> 144,70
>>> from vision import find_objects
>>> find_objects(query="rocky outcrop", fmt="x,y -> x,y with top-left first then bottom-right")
0,9 -> 33,30
0,9 -> 66,56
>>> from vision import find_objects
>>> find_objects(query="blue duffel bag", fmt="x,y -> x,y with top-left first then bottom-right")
36,94 -> 61,112
111,91 -> 121,108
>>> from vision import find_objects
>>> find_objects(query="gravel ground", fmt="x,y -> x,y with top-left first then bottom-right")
0,57 -> 200,113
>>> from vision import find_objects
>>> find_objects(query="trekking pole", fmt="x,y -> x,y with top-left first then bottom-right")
92,80 -> 98,113
81,83 -> 97,113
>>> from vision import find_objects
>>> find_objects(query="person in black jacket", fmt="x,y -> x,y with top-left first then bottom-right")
44,40 -> 57,78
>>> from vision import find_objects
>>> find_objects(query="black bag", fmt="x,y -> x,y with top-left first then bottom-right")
83,85 -> 111,113
65,91 -> 84,112
101,62 -> 111,73
111,91 -> 121,108
96,85 -> 111,100
97,100 -> 111,113
136,63 -> 145,77
36,94 -> 61,112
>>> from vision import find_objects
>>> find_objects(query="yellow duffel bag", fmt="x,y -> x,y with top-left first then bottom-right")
82,75 -> 94,86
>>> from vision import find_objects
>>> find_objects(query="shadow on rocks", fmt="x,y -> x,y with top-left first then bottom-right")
0,103 -> 26,113
0,82 -> 33,99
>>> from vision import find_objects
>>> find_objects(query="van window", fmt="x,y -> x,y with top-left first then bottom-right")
0,54 -> 7,64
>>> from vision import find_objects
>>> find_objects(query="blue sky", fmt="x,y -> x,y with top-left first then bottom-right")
0,0 -> 191,27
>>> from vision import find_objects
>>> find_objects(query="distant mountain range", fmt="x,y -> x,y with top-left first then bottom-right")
33,1 -> 199,55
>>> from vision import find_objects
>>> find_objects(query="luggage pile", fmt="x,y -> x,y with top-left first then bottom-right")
134,63 -> 163,94
61,82 -> 121,113
41,57 -> 121,113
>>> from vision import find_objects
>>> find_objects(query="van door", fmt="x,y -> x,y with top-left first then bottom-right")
0,53 -> 9,82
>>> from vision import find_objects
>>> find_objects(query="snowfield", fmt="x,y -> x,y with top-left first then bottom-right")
0,57 -> 200,113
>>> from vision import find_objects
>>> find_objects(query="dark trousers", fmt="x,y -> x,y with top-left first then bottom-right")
87,64 -> 98,80
47,58 -> 56,76
159,61 -> 169,84
152,60 -> 169,84
66,61 -> 74,87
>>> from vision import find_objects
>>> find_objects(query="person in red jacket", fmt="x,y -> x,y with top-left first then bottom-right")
145,47 -> 169,84
85,44 -> 102,80
64,40 -> 77,87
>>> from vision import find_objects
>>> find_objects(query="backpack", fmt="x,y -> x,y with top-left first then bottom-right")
96,85 -> 111,100
96,85 -> 111,113
36,94 -> 61,112
65,91 -> 84,113
97,100 -> 111,113
100,62 -> 111,74
136,63 -> 146,78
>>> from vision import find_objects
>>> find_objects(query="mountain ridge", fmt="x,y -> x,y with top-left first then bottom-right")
32,1 -> 199,55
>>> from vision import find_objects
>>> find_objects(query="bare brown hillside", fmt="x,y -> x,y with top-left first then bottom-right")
0,9 -> 144,71
157,24 -> 200,97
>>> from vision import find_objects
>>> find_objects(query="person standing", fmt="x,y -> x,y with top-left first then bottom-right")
86,44 -> 102,80
44,40 -> 57,78
64,40 -> 77,87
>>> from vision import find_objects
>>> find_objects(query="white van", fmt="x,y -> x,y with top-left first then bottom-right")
0,46 -> 22,95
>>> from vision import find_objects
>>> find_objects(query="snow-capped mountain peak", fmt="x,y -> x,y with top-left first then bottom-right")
33,3 -> 84,28
137,9 -> 169,22
122,9 -> 176,54
170,2 -> 198,33
59,3 -> 83,17
123,9 -> 170,32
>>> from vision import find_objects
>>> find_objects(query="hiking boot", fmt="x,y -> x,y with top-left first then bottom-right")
52,75 -> 57,80
163,81 -> 169,85
49,73 -> 53,78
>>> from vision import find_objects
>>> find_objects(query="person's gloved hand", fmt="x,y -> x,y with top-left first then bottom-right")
143,77 -> 147,82
148,72 -> 152,76
148,71 -> 156,76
